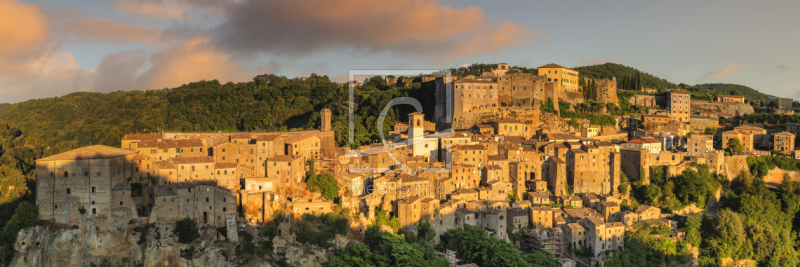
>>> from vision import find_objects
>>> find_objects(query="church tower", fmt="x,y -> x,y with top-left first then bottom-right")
320,108 -> 332,132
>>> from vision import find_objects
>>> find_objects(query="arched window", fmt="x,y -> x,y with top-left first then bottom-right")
416,119 -> 420,126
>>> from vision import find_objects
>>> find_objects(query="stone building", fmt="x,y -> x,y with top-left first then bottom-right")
564,141 -> 620,196
599,201 -> 621,222
531,206 -> 554,228
492,118 -> 532,138
774,131 -> 795,155
497,73 -> 547,107
563,223 -> 586,251
36,145 -> 137,224
507,208 -> 529,232
538,63 -> 580,92
668,90 -> 691,123
266,155 -> 305,193
688,134 -> 714,158
121,133 -> 163,150
480,209 -> 507,239
689,116 -> 720,133
285,135 -> 321,160
716,95 -> 745,103
585,218 -> 625,257
722,125 -> 767,152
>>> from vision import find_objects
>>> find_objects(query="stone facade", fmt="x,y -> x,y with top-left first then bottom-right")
668,90 -> 691,123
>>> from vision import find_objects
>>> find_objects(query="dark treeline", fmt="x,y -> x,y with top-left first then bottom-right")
575,63 -> 677,90
1,74 -> 438,150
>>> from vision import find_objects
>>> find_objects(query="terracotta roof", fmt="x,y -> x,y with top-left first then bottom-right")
457,144 -> 486,150
122,133 -> 162,141
477,124 -> 494,129
734,125 -> 766,131
636,205 -> 658,214
670,89 -> 691,94
136,141 -> 159,148
268,155 -> 298,162
543,133 -> 581,142
496,118 -> 523,124
171,157 -> 214,164
161,139 -> 203,148
717,94 -> 744,98
488,155 -> 507,161
538,63 -> 575,71
112,183 -> 131,190
255,134 -> 282,141
285,135 -> 318,144
155,160 -> 177,169
230,133 -> 252,139
775,131 -> 795,136
215,162 -> 238,169
400,196 -> 423,203
38,145 -> 135,161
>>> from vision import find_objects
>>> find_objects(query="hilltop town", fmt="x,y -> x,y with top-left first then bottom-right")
11,63 -> 800,267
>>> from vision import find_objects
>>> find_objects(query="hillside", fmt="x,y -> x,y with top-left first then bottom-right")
0,103 -> 11,117
682,83 -> 772,101
574,63 -> 678,90
0,74 -> 435,151
574,63 -> 773,101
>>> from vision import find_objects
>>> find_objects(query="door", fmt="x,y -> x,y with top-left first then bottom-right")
203,211 -> 208,222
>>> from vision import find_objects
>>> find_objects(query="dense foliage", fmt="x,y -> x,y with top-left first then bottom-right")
603,221 -> 693,267
305,159 -> 340,200
742,113 -> 800,125
442,225 -> 556,267
175,217 -> 199,243
574,63 -> 677,90
293,212 -> 349,249
632,166 -> 721,211
325,226 -> 448,267
746,155 -> 800,178
1,74 -> 438,149
681,83 -> 771,103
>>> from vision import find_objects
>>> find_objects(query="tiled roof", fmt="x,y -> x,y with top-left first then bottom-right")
155,160 -> 177,169
215,162 -> 238,169
174,182 -> 195,189
255,134 -> 282,141
670,89 -> 691,94
543,133 -> 581,141
230,133 -> 252,139
171,157 -> 214,164
122,133 -> 162,141
717,94 -> 744,98
161,139 -> 204,148
112,183 -> 131,190
538,63 -> 574,71
488,155 -> 507,161
496,118 -> 523,123
153,186 -> 176,196
457,144 -> 486,150
39,145 -> 135,161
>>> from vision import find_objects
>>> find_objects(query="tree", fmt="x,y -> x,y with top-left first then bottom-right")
443,225 -> 532,267
712,209 -> 745,258
2,201 -> 38,243
175,217 -> 199,243
704,127 -> 717,135
618,172 -> 629,195
417,219 -> 436,243
727,137 -> 744,155
305,159 -> 341,200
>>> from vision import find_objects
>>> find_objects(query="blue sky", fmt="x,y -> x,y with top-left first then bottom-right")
1,0 -> 798,103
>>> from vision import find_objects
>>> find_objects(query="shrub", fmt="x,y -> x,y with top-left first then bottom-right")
175,217 -> 199,244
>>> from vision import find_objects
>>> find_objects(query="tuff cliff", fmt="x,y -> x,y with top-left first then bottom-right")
11,210 -> 335,267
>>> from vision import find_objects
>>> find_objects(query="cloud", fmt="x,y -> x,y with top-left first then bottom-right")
0,0 -> 49,56
713,63 -> 743,78
61,17 -> 164,44
139,37 -> 250,89
111,0 -> 238,21
92,50 -> 148,93
213,0 -> 535,62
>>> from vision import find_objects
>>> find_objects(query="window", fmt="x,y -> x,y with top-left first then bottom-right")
91,187 -> 96,193
67,188 -> 71,194
206,197 -> 210,202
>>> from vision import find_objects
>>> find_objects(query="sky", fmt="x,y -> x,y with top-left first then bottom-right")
1,0 -> 799,103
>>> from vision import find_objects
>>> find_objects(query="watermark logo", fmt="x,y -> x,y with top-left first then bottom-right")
346,69 -> 454,178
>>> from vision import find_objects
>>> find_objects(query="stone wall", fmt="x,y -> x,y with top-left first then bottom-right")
721,155 -> 750,180
691,100 -> 754,117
